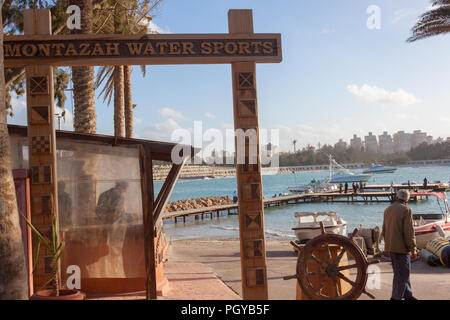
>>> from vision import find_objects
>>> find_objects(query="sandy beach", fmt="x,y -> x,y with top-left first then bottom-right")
166,238 -> 450,300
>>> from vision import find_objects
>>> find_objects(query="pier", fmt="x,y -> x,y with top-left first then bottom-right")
162,183 -> 449,223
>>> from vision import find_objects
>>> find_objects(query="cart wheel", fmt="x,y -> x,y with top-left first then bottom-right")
296,233 -> 378,300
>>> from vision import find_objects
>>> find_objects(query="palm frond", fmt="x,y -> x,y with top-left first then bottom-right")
407,5 -> 450,42
432,0 -> 450,6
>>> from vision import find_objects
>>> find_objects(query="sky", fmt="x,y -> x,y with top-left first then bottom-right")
7,0 -> 450,153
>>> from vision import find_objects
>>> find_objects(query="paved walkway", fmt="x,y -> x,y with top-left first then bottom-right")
167,239 -> 450,300
160,263 -> 241,300
86,262 -> 240,300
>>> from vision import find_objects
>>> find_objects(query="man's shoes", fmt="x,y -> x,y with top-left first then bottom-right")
404,296 -> 418,300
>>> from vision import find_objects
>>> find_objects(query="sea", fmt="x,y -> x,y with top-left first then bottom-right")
156,166 -> 450,241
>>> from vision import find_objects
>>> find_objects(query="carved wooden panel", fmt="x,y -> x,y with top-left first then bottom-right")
245,239 -> 263,258
242,183 -> 261,201
238,99 -> 257,117
30,105 -> 50,125
246,267 -> 265,287
238,72 -> 255,90
31,135 -> 51,154
29,76 -> 49,94
32,193 -> 53,215
245,211 -> 262,230
31,165 -> 52,184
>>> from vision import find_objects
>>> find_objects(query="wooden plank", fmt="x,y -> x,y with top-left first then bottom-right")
229,9 -> 268,300
7,124 -> 198,162
153,161 -> 186,223
139,145 -> 157,300
4,33 -> 282,67
24,8 -> 60,290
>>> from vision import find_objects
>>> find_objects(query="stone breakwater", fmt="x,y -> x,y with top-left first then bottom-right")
165,196 -> 234,213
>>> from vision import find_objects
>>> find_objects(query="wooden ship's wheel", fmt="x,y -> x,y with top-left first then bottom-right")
285,224 -> 379,300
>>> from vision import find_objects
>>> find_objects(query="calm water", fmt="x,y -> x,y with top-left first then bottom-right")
157,166 -> 450,240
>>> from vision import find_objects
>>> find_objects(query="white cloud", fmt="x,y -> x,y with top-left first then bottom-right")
272,123 -> 346,152
204,112 -> 216,119
347,84 -> 419,107
158,107 -> 185,120
134,117 -> 143,125
142,20 -> 170,34
392,8 -> 420,24
139,118 -> 182,142
321,28 -> 336,35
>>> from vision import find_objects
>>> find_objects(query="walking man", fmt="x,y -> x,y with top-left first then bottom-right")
344,182 -> 348,194
381,189 -> 418,300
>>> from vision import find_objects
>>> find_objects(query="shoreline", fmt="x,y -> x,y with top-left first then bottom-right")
166,238 -> 450,300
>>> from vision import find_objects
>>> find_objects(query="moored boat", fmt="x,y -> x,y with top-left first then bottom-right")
292,212 -> 347,243
412,192 -> 450,249
328,156 -> 372,184
363,164 -> 397,174
287,179 -> 338,194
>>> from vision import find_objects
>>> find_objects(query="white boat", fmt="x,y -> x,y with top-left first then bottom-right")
328,156 -> 372,184
363,164 -> 397,174
292,212 -> 347,243
413,192 -> 450,249
287,179 -> 338,194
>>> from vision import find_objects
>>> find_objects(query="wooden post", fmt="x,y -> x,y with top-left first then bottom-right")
229,9 -> 269,300
139,145 -> 157,300
24,9 -> 60,289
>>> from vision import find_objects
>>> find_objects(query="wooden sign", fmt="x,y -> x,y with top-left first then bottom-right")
4,34 -> 282,67
17,8 -> 280,300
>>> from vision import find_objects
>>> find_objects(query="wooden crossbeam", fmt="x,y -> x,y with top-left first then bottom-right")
4,33 -> 282,67
153,160 -> 186,224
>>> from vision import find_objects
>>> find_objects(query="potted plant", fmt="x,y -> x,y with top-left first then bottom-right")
22,215 -> 85,300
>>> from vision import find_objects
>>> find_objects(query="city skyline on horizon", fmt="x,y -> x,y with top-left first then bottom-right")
7,0 -> 450,154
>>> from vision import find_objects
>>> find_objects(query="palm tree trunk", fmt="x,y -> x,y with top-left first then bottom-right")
71,0 -> 96,134
0,7 -> 28,300
124,65 -> 133,138
113,3 -> 125,137
113,66 -> 125,137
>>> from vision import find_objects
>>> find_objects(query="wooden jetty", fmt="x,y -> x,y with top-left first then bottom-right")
162,184 -> 449,223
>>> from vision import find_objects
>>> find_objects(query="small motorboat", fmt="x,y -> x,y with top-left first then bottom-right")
292,212 -> 347,243
413,192 -> 450,249
287,179 -> 337,194
363,164 -> 397,174
327,156 -> 372,184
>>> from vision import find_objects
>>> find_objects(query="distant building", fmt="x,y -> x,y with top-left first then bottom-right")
364,132 -> 378,153
393,131 -> 412,153
378,131 -> 394,154
426,136 -> 434,145
334,139 -> 348,152
435,137 -> 444,144
350,134 -> 364,151
264,143 -> 279,157
411,130 -> 428,149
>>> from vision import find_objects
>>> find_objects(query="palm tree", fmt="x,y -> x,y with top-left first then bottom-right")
70,0 -> 97,134
407,1 -> 450,42
0,7 -> 28,300
124,65 -> 134,138
95,0 -> 162,137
